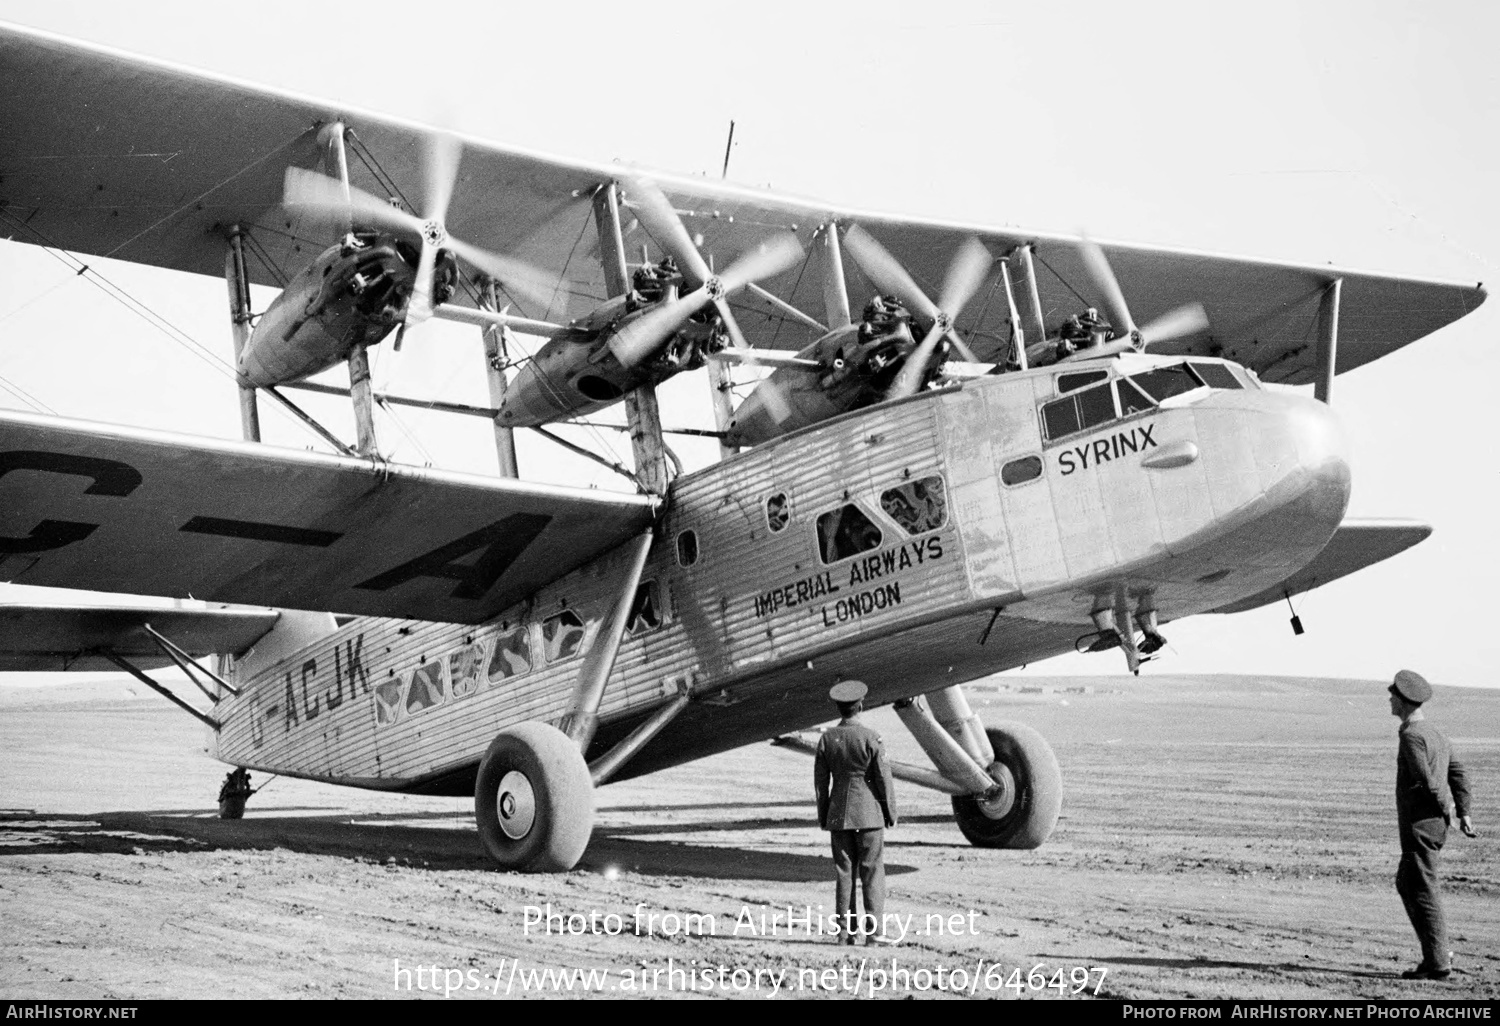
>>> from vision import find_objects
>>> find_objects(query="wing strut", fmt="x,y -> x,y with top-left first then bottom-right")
97,648 -> 221,731
141,622 -> 241,699
556,530 -> 655,752
594,183 -> 671,494
998,259 -> 1028,371
478,280 -> 521,477
224,227 -> 262,442
1314,277 -> 1342,404
320,121 -> 380,456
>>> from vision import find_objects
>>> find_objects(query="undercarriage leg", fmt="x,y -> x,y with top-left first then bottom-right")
898,684 -> 1062,850
893,693 -> 997,795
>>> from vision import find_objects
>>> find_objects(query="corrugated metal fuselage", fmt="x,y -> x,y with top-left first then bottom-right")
209,360 -> 1350,794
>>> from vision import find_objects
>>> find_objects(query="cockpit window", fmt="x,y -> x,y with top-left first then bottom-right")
1189,362 -> 1242,390
1130,365 -> 1203,403
1116,378 -> 1155,415
1042,382 -> 1117,441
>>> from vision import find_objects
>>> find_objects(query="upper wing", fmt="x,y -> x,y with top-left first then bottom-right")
0,22 -> 1483,383
0,602 -> 279,672
1209,518 -> 1431,615
0,409 -> 657,624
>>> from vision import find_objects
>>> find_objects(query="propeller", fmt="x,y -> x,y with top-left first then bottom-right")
284,133 -> 556,326
841,225 -> 993,400
608,177 -> 804,370
1077,237 -> 1209,351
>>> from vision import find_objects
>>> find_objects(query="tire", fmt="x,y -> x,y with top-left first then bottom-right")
951,721 -> 1061,849
474,722 -> 594,872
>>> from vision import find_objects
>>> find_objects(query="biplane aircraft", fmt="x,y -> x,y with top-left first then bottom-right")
0,23 -> 1485,872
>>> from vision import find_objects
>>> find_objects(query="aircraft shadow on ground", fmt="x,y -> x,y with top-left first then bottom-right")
1058,954 -> 1398,980
0,811 -> 915,882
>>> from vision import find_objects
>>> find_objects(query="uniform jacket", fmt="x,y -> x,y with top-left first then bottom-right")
1397,718 -> 1471,829
814,717 -> 897,831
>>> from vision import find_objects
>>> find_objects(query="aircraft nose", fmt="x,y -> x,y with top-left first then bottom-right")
1263,390 -> 1351,522
1190,386 -> 1351,549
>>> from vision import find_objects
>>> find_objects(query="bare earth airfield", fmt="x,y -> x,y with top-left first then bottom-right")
1,673 -> 1495,1000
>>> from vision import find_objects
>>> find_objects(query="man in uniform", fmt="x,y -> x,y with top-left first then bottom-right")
1388,669 -> 1476,979
814,680 -> 897,944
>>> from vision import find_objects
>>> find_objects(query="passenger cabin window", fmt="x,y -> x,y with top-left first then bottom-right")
1057,370 -> 1108,394
1042,382 -> 1116,441
675,529 -> 698,567
1001,455 -> 1043,485
817,504 -> 884,564
765,492 -> 790,533
405,662 -> 445,714
542,610 -> 586,663
448,643 -> 484,699
374,678 -> 404,726
1189,361 -> 1242,390
487,625 -> 532,683
625,581 -> 662,636
880,476 -> 947,535
1129,364 -> 1203,403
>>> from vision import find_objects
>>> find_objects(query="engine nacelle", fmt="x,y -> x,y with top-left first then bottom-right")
496,298 -> 724,428
726,315 -> 921,448
237,232 -> 452,387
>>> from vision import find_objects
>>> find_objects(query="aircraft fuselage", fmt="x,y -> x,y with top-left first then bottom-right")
210,353 -> 1349,792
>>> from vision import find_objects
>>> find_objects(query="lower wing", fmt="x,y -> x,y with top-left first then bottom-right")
1209,518 -> 1431,614
0,410 -> 657,624
0,601 -> 279,672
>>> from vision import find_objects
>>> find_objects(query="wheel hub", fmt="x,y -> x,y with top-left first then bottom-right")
974,762 -> 1016,820
496,769 -> 537,840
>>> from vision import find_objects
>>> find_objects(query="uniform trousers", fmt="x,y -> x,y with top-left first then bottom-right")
1396,817 -> 1450,969
830,827 -> 885,939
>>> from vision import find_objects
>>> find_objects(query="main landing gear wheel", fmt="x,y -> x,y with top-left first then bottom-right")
952,721 -> 1061,849
474,722 -> 594,872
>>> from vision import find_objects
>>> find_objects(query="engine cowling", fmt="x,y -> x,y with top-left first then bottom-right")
237,233 -> 452,387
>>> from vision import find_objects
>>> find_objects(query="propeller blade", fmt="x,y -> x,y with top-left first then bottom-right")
938,237 -> 992,320
714,234 -> 804,295
713,297 -> 750,350
284,168 -> 424,238
1138,302 -> 1209,345
887,321 -> 947,401
1078,237 -> 1138,337
609,235 -> 801,368
608,291 -> 715,367
421,133 -> 462,226
623,177 -> 712,287
407,241 -> 438,324
945,329 -> 979,363
841,224 -> 940,324
445,237 -> 556,311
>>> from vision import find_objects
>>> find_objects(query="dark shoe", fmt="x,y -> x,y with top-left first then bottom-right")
1402,964 -> 1452,980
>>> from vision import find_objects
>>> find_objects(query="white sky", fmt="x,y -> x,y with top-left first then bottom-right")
0,0 -> 1496,687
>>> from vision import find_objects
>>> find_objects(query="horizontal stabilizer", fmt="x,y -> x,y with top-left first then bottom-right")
0,410 -> 657,624
0,603 -> 279,672
1210,519 -> 1431,615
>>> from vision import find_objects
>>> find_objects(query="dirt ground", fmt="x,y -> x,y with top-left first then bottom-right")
1,674 -> 1496,1000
